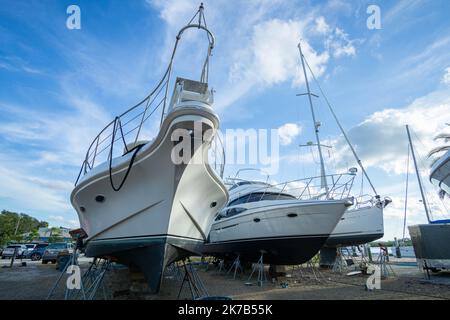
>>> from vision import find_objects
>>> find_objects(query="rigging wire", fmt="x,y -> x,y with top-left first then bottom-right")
302,56 -> 379,198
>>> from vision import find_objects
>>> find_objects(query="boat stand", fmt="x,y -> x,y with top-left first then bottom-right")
204,256 -> 215,272
46,254 -> 111,300
247,253 -> 267,287
307,259 -> 324,282
331,247 -> 349,273
177,259 -> 209,300
292,256 -> 324,283
376,248 -> 396,279
217,259 -> 225,274
227,255 -> 243,279
166,262 -> 184,281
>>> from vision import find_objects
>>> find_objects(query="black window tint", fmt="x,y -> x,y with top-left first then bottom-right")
225,207 -> 246,218
229,192 -> 295,205
229,181 -> 251,191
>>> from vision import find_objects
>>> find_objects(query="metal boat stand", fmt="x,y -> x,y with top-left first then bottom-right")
376,248 -> 396,279
303,255 -> 325,282
46,254 -> 111,300
331,247 -> 350,273
177,259 -> 209,300
217,259 -> 225,274
291,255 -> 324,283
165,262 -> 184,281
227,255 -> 243,279
79,258 -> 111,300
247,253 -> 268,287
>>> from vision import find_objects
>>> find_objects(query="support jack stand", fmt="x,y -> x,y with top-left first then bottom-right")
331,247 -> 348,274
177,259 -> 209,300
376,247 -> 396,279
247,253 -> 267,287
227,255 -> 243,279
46,252 -> 111,300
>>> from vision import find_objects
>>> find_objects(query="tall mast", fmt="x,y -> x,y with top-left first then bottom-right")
406,125 -> 431,223
298,41 -> 328,193
301,52 -> 379,198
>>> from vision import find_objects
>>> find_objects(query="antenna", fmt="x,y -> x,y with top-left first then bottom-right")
297,41 -> 328,194
406,125 -> 431,223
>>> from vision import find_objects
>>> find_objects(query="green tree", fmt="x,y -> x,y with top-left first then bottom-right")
0,210 -> 49,245
48,227 -> 64,243
26,229 -> 40,242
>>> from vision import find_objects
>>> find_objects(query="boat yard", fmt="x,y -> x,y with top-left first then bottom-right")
1,2 -> 450,307
1,255 -> 450,300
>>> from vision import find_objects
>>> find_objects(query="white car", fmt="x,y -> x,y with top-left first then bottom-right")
1,244 -> 27,259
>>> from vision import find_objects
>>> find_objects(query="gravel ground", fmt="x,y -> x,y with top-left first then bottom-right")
1,258 -> 449,300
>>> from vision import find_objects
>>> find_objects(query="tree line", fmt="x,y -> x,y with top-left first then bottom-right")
0,210 -> 50,246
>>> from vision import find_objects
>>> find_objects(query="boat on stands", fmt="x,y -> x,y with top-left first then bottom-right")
70,4 -> 228,293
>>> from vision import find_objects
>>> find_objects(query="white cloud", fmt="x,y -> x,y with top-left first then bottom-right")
0,166 -> 71,214
0,97 -> 111,167
329,88 -> 450,175
48,215 -> 80,228
442,67 -> 450,86
314,16 -> 331,34
278,123 -> 302,146
325,27 -> 356,58
148,0 -> 357,112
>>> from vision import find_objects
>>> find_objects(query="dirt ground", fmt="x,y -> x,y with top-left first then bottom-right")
1,257 -> 449,300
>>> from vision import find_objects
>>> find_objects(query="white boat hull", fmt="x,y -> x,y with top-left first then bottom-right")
70,107 -> 228,293
325,204 -> 384,247
203,199 -> 351,264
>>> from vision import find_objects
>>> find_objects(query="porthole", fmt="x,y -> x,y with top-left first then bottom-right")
287,213 -> 298,218
253,218 -> 261,223
79,206 -> 86,212
95,195 -> 105,203
210,201 -> 217,208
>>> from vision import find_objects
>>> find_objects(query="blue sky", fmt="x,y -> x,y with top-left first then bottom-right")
1,0 -> 450,240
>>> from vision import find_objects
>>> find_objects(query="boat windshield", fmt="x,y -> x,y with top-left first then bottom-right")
229,192 -> 296,206
229,181 -> 271,191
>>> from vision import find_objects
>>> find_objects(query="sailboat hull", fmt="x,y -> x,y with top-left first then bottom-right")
409,223 -> 450,271
325,205 -> 384,247
71,106 -> 228,293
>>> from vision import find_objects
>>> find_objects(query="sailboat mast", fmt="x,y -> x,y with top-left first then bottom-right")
406,125 -> 431,223
298,41 -> 328,193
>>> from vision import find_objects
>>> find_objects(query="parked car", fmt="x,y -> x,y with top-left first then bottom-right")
42,243 -> 73,264
22,244 -> 37,258
25,243 -> 49,261
1,244 -> 27,259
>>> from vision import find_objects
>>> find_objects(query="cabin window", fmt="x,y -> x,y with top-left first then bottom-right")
215,207 -> 247,221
